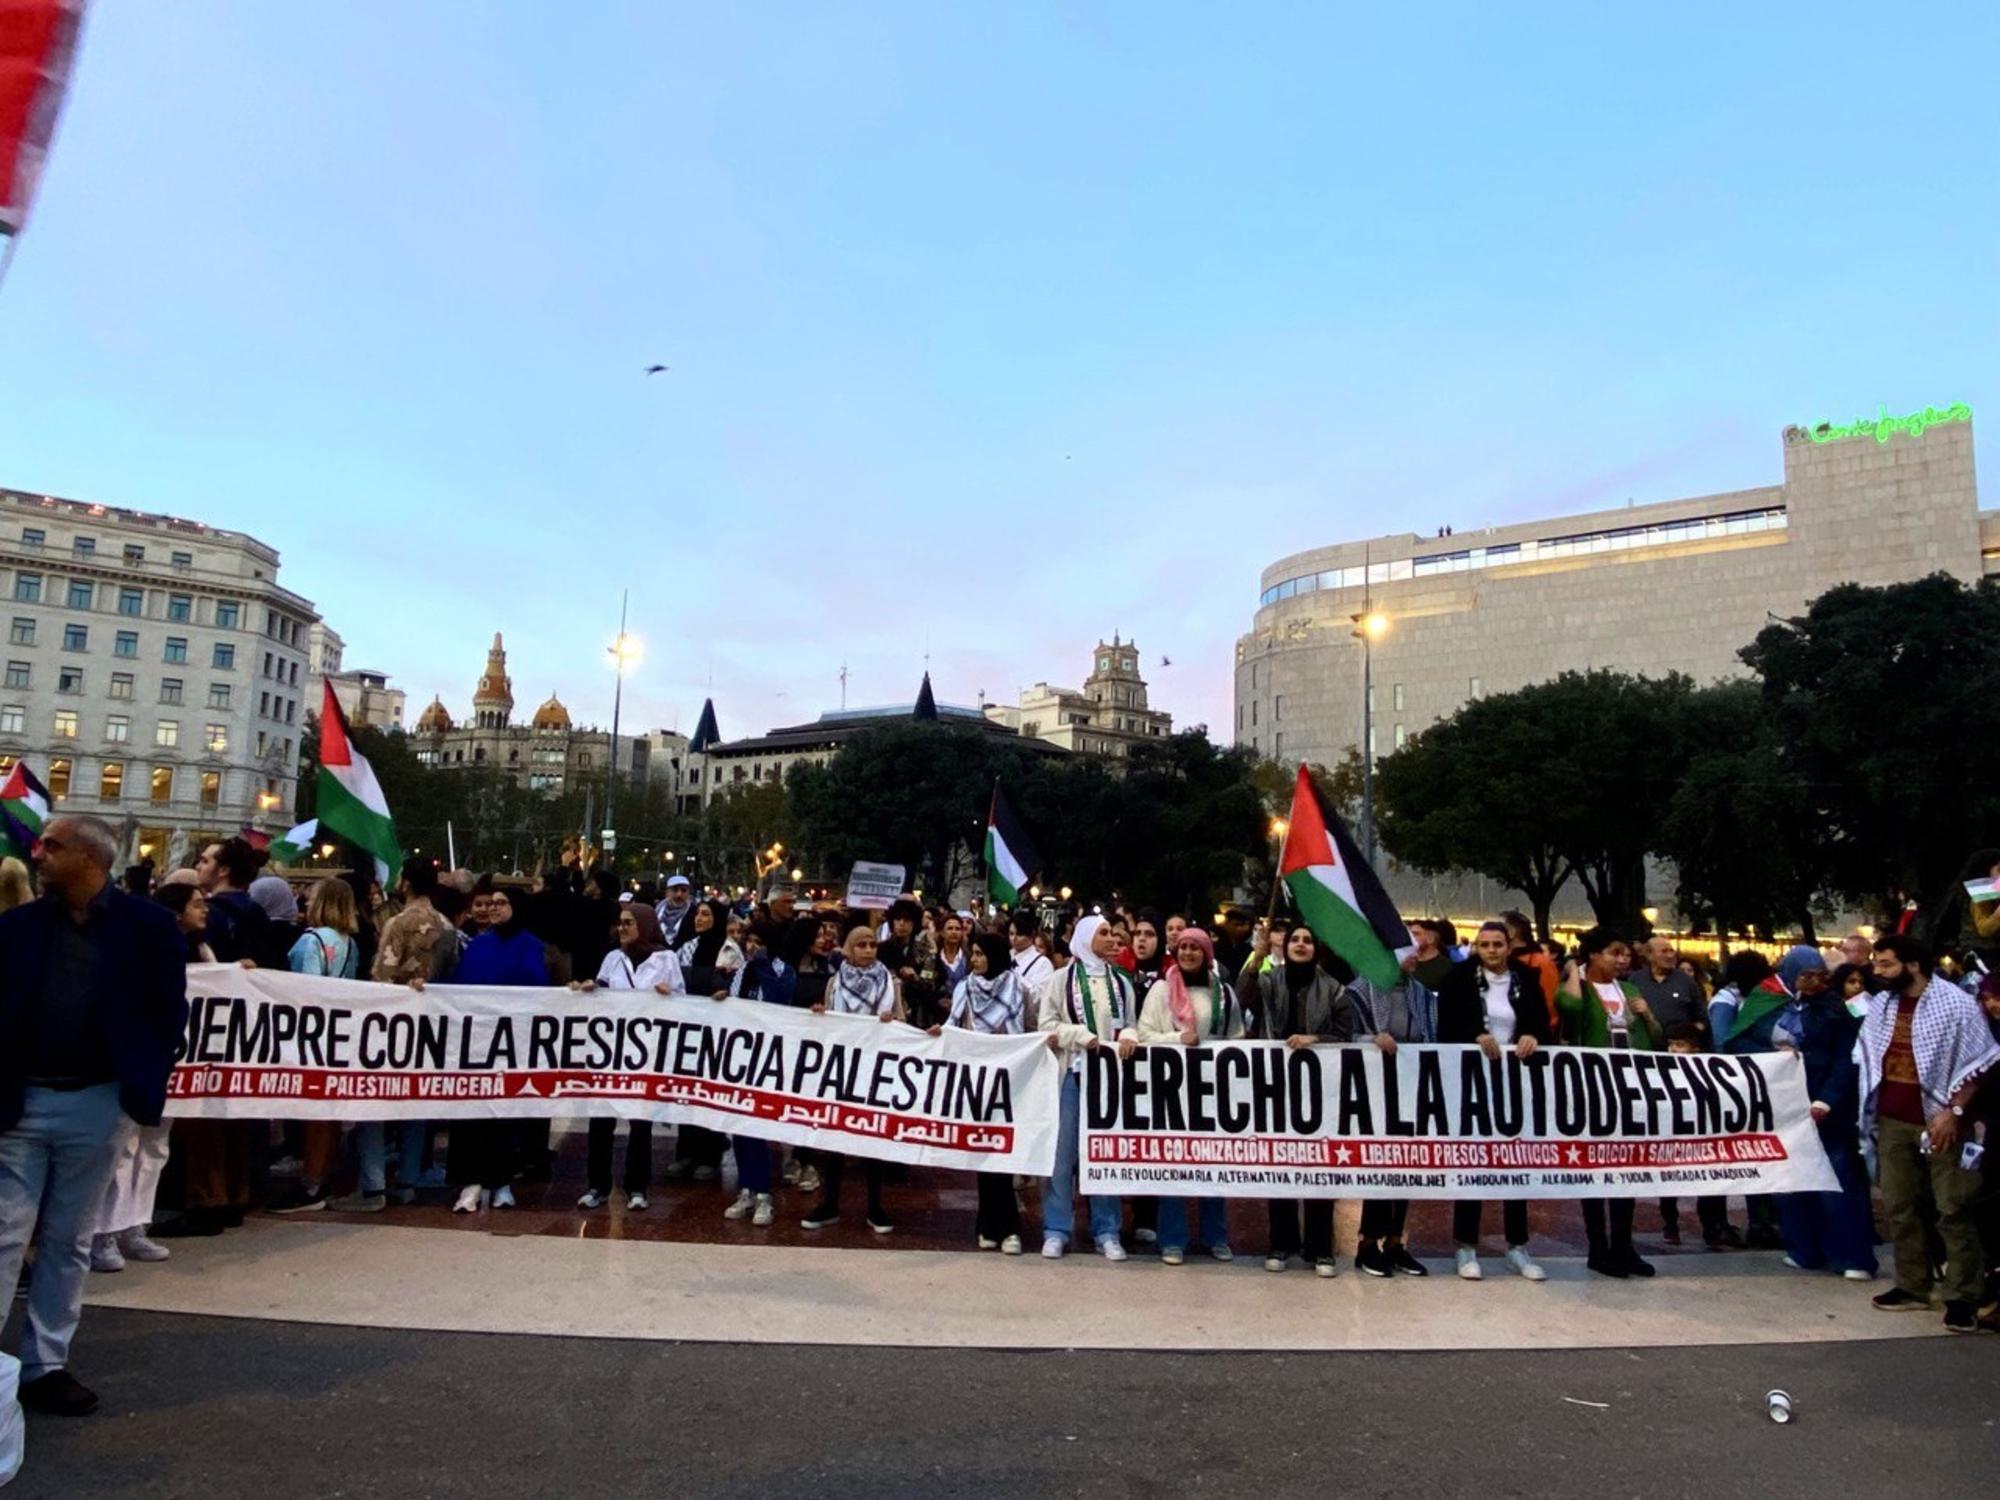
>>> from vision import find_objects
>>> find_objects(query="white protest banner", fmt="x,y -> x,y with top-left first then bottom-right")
1080,1041 -> 1840,1200
843,860 -> 906,911
166,966 -> 1060,1176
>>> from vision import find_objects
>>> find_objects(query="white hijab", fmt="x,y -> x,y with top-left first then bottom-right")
1070,914 -> 1108,976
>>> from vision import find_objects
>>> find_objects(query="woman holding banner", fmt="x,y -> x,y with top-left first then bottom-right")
800,924 -> 903,1233
574,903 -> 678,1212
437,888 -> 549,1214
1036,914 -> 1140,1261
930,931 -> 1026,1253
1248,923 -> 1357,1277
1138,927 -> 1246,1266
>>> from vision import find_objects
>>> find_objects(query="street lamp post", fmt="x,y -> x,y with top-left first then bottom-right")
1350,606 -> 1388,864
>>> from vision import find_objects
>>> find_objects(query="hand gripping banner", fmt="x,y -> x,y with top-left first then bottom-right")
1080,1040 -> 1842,1200
166,966 -> 1062,1176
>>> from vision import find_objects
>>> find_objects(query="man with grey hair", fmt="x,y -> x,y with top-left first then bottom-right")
0,813 -> 188,1416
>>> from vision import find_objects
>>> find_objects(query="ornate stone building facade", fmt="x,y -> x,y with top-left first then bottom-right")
983,635 -> 1173,757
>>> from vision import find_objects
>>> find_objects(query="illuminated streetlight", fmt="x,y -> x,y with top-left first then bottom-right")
1268,816 -> 1288,840
790,867 -> 803,882
1359,611 -> 1389,640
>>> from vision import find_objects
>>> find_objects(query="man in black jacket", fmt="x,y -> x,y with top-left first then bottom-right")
0,813 -> 188,1417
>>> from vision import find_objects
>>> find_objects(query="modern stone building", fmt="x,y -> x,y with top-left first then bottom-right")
0,485 -> 320,867
303,621 -> 406,731
1235,403 -> 1986,769
411,632 -> 648,794
983,635 -> 1173,757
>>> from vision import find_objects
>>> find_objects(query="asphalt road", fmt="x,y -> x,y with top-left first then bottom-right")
7,1309 -> 1996,1498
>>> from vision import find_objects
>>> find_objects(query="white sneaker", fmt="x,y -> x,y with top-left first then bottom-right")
1210,1244 -> 1234,1263
751,1194 -> 775,1227
1097,1236 -> 1128,1263
797,1167 -> 822,1194
1841,1268 -> 1875,1282
1264,1255 -> 1287,1273
1782,1255 -> 1807,1271
119,1228 -> 171,1263
977,1235 -> 1000,1250
724,1189 -> 754,1220
1504,1246 -> 1546,1282
90,1233 -> 125,1274
577,1190 -> 607,1210
1133,1227 -> 1158,1245
1161,1247 -> 1185,1266
1042,1235 -> 1066,1259
453,1185 -> 484,1214
492,1185 -> 516,1209
1455,1247 -> 1483,1280
1001,1234 -> 1023,1255
1314,1259 -> 1338,1278
626,1192 -> 648,1211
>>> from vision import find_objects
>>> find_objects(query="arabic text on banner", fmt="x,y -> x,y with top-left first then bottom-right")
166,966 -> 1061,1176
1079,1041 -> 1841,1200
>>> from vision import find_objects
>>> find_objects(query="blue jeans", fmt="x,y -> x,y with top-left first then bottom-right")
0,1085 -> 126,1379
1158,1196 -> 1230,1254
1045,1072 -> 1121,1245
733,1136 -> 773,1194
354,1120 -> 434,1195
1776,1128 -> 1878,1275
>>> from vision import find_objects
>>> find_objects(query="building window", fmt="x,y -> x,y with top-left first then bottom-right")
13,573 -> 40,602
163,637 -> 187,663
216,600 -> 239,629
1250,700 -> 1258,726
19,528 -> 42,548
259,690 -> 269,716
160,678 -> 183,705
207,683 -> 231,709
150,765 -> 173,802
7,618 -> 31,645
52,709 -> 77,738
57,666 -> 82,694
1392,683 -> 1405,712
66,580 -> 91,609
3,661 -> 26,688
212,643 -> 234,669
1236,704 -> 1243,732
1273,694 -> 1284,721
285,697 -> 296,724
105,714 -> 129,743
99,762 -> 122,800
72,536 -> 95,558
1469,676 -> 1482,700
1274,732 -> 1283,757
1394,724 -> 1407,750
205,723 -> 228,753
114,630 -> 137,658
167,594 -> 192,623
171,551 -> 192,572
117,587 -> 142,616
122,544 -> 144,564
255,731 -> 266,757
62,623 -> 87,651
156,720 -> 179,747
48,758 -> 70,800
0,704 -> 21,734
109,672 -> 133,700
200,771 -> 221,807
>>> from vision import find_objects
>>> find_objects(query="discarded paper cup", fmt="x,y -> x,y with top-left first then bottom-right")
1766,1390 -> 1793,1424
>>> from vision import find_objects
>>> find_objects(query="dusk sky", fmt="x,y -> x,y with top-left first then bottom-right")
2,4 -> 1994,745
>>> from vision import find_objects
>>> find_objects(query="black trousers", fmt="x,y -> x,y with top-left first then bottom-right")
587,1118 -> 653,1194
1661,1195 -> 1730,1234
1359,1198 -> 1410,1243
447,1121 -> 513,1191
1453,1198 -> 1528,1248
1581,1198 -> 1634,1253
1268,1200 -> 1334,1262
976,1172 -> 1021,1242
674,1122 -> 727,1168
817,1154 -> 885,1215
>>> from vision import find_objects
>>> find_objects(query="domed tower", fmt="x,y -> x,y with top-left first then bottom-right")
531,693 -> 571,731
415,695 -> 454,735
472,632 -> 514,730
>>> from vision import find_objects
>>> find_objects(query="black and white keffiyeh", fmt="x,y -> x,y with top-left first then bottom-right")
829,959 -> 895,1017
947,970 -> 1021,1035
1860,973 -> 2000,1123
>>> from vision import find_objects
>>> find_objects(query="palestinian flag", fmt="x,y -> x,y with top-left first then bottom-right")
1,761 -> 51,857
269,818 -> 319,865
315,682 -> 401,885
985,781 -> 1041,906
1278,763 -> 1410,988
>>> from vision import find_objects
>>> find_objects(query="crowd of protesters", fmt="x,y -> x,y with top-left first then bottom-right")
4,815 -> 2000,1418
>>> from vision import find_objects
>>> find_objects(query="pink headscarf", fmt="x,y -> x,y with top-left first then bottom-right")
1164,926 -> 1216,1033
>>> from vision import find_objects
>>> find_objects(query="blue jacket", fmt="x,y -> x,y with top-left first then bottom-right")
1787,997 -> 1863,1143
453,928 -> 549,988
0,886 -> 189,1131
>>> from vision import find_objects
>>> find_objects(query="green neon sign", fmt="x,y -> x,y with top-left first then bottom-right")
1803,401 -> 1971,445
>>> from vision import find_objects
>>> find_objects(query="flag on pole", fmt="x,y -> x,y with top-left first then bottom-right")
269,818 -> 319,865
1278,763 -> 1411,988
315,682 -> 401,886
984,781 -> 1041,906
0,761 -> 50,857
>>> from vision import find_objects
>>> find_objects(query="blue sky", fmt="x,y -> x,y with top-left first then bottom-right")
2,3 -> 1995,743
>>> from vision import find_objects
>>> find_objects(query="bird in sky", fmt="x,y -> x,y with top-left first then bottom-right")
645,364 -> 670,375
1160,655 -> 1172,667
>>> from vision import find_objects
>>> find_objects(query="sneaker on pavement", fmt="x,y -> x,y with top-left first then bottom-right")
1209,1244 -> 1233,1263
1097,1236 -> 1127,1263
1132,1227 -> 1158,1245
751,1195 -> 775,1227
1872,1286 -> 1931,1311
18,1369 -> 98,1416
1388,1245 -> 1430,1278
867,1211 -> 895,1236
1042,1235 -> 1067,1260
802,1203 -> 840,1230
1504,1247 -> 1547,1282
692,1164 -> 719,1182
1455,1247 -> 1482,1281
328,1191 -> 386,1214
491,1185 -> 516,1209
1586,1251 -> 1629,1279
1660,1221 -> 1682,1246
1841,1267 -> 1876,1282
390,1187 -> 418,1207
149,1210 -> 225,1239
1620,1248 -> 1657,1279
626,1192 -> 649,1211
1264,1255 -> 1287,1273
724,1189 -> 754,1220
1314,1258 -> 1338,1278
977,1236 -> 1000,1250
797,1167 -> 823,1194
1943,1300 -> 1977,1333
1160,1246 -> 1184,1266
452,1186 -> 484,1214
1705,1224 -> 1746,1251
118,1229 -> 170,1264
270,1186 -> 329,1214
89,1234 -> 124,1274
1356,1242 -> 1392,1278
1000,1234 -> 1023,1256
577,1190 -> 607,1210
660,1161 -> 695,1182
